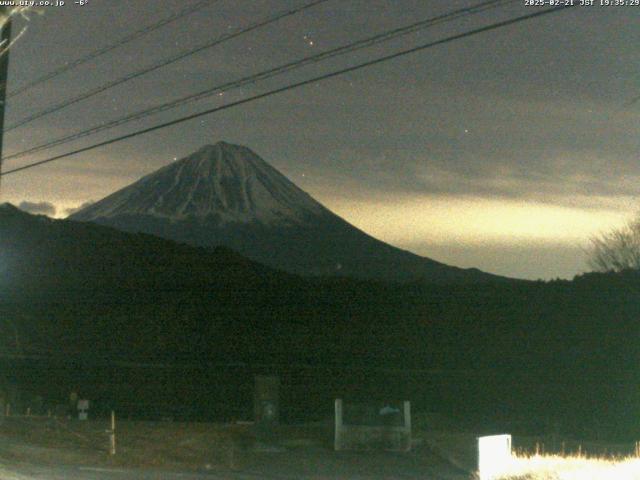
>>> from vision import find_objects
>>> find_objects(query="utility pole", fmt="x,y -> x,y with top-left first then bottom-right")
0,7 -> 12,199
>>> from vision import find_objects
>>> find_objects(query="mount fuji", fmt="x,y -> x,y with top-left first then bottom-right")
70,142 -> 503,283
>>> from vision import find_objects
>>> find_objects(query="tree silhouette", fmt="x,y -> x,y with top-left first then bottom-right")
589,213 -> 640,272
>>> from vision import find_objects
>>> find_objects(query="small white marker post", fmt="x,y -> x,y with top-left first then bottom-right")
477,434 -> 512,480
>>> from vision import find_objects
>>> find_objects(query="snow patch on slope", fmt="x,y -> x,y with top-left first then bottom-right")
71,142 -> 326,226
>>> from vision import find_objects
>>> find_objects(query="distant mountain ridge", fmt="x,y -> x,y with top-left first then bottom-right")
0,202 -> 276,295
70,141 -> 507,284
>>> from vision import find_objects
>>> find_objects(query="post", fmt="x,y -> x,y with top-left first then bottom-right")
0,7 -> 11,197
109,410 -> 116,455
403,400 -> 412,451
334,399 -> 343,451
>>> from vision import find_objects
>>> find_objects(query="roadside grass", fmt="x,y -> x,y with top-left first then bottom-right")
0,466 -> 32,480
0,467 -> 27,480
0,417 -> 446,478
0,417 -> 336,472
5,415 -> 640,479
497,453 -> 640,480
0,416 -> 256,470
420,428 -> 640,480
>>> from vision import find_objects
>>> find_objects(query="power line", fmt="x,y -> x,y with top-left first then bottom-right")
1,5 -> 575,178
5,0 -> 516,162
5,0 -> 331,132
7,0 -> 216,99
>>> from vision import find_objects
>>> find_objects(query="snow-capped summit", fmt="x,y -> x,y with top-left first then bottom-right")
71,142 -> 505,283
72,142 -> 325,225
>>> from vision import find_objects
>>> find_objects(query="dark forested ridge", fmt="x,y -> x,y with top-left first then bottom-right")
2,204 -> 639,439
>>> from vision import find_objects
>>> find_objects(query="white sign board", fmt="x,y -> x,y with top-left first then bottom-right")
478,434 -> 512,480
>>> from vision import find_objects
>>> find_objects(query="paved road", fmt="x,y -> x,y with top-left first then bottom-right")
4,464 -> 270,480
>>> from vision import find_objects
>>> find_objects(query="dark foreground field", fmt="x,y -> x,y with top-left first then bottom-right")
3,414 -> 640,479
0,416 -> 470,479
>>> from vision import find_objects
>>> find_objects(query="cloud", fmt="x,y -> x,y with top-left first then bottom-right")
404,240 -> 591,281
63,201 -> 94,217
17,201 -> 56,217
294,89 -> 640,209
322,193 -> 630,249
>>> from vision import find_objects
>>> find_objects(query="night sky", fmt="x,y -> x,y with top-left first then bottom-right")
3,0 -> 639,280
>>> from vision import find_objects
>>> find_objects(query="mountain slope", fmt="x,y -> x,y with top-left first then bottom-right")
0,202 -> 278,296
71,141 -> 505,283
72,142 -> 326,225
0,203 -> 299,359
